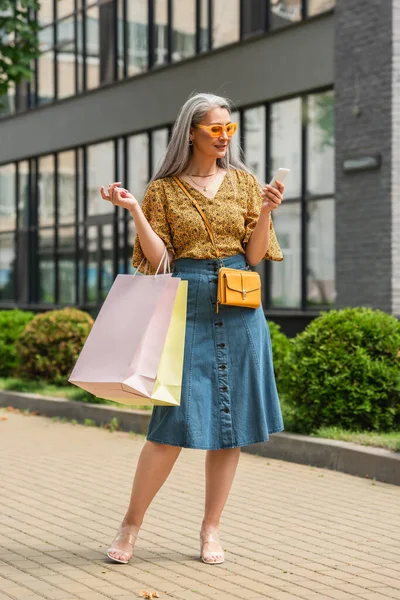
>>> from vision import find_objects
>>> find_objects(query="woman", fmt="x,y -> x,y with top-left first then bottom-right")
100,93 -> 285,566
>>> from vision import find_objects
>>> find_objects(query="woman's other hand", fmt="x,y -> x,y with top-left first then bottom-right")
261,180 -> 284,214
100,182 -> 138,212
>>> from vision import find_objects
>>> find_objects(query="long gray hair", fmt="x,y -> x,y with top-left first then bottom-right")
151,92 -> 250,182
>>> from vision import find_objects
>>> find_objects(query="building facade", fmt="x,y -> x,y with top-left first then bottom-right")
0,0 -> 398,334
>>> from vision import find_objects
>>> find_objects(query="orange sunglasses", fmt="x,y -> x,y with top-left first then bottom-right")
194,122 -> 238,138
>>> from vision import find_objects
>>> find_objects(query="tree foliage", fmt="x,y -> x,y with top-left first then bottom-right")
0,0 -> 41,102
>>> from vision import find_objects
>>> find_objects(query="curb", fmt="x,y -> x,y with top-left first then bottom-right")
1,390 -> 399,486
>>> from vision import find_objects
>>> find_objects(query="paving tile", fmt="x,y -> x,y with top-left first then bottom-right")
0,412 -> 399,600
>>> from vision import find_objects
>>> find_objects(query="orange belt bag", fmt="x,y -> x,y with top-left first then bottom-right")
173,177 -> 261,313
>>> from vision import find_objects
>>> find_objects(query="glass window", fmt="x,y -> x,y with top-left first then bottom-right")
57,16 -> 76,98
58,151 -> 76,224
200,0 -> 209,52
242,0 -> 267,37
59,258 -> 76,304
38,155 -> 55,227
86,4 -> 100,90
77,9 -> 84,92
126,0 -> 148,75
38,51 -> 55,105
308,0 -> 335,16
99,0 -> 116,83
87,141 -> 115,215
307,199 -> 335,306
154,0 -> 168,66
101,224 -> 114,300
270,202 -> 301,307
38,0 -> 53,27
152,128 -> 169,175
270,0 -> 302,30
212,0 -> 240,48
0,83 -> 16,117
18,161 -> 30,229
270,98 -> 301,198
39,257 -> 56,303
128,134 -> 149,200
87,225 -> 98,302
57,0 -> 75,20
0,233 -> 16,301
172,0 -> 196,62
244,106 -> 266,182
307,91 -> 334,196
0,164 -> 16,232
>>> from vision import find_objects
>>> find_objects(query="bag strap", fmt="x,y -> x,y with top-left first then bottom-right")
173,176 -> 221,260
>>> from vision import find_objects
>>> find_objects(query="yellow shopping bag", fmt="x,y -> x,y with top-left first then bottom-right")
151,280 -> 188,406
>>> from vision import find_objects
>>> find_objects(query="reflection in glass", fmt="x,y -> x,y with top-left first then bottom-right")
57,0 -> 74,20
86,4 -> 100,90
308,0 -> 335,16
200,0 -> 209,51
270,98 -> 301,198
152,129 -> 169,175
57,16 -> 76,98
38,51 -> 55,105
270,0 -> 301,29
128,134 -> 149,200
270,203 -> 301,307
38,0 -> 53,27
244,106 -> 266,182
0,164 -> 16,232
39,228 -> 54,252
307,199 -> 335,306
212,0 -> 240,48
59,225 -> 75,250
0,83 -> 15,117
242,0 -> 266,37
39,258 -> 55,303
38,155 -> 55,227
59,259 -> 76,303
172,0 -> 196,62
87,225 -> 98,302
307,92 -> 334,196
154,0 -> 168,66
101,224 -> 113,300
126,0 -> 148,75
0,233 -> 16,300
58,151 -> 76,224
87,142 -> 114,215
18,161 -> 30,229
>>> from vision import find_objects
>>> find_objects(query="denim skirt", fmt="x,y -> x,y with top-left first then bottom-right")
146,253 -> 284,450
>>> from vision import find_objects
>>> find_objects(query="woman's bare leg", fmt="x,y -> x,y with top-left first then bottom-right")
108,440 -> 181,561
201,447 -> 241,562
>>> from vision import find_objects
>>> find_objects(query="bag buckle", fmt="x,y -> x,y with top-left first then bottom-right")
242,289 -> 247,300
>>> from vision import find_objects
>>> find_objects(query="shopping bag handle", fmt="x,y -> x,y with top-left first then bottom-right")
132,247 -> 170,279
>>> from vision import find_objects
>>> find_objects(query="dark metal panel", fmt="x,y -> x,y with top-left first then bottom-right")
0,14 -> 334,164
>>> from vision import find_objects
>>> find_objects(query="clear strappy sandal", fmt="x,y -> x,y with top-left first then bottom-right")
200,528 -> 225,565
106,524 -> 139,564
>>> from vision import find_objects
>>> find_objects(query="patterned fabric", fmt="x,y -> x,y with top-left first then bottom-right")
132,169 -> 283,273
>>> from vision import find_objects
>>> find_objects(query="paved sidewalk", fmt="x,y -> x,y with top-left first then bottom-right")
0,411 -> 399,600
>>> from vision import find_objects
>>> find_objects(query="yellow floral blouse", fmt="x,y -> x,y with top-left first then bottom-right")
132,169 -> 283,273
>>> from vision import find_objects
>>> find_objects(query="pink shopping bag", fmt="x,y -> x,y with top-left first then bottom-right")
68,272 -> 180,404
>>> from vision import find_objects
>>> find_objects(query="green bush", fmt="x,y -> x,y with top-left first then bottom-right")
281,307 -> 400,434
0,310 -> 35,377
16,308 -> 94,385
268,320 -> 292,383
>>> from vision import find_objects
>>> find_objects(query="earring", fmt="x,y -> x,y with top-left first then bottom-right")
188,140 -> 193,146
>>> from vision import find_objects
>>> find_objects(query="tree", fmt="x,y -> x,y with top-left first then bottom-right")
0,0 -> 41,106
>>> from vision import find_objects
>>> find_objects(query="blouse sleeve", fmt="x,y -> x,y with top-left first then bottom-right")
243,173 -> 283,262
132,180 -> 175,274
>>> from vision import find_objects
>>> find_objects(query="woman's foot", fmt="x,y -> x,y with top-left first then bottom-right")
106,523 -> 140,564
200,526 -> 225,564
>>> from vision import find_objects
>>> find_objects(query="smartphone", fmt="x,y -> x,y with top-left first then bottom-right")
269,168 -> 290,189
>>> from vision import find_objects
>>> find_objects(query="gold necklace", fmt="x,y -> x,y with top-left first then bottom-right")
186,169 -> 219,192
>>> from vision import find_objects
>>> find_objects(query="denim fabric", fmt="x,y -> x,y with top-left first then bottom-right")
146,254 -> 284,450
